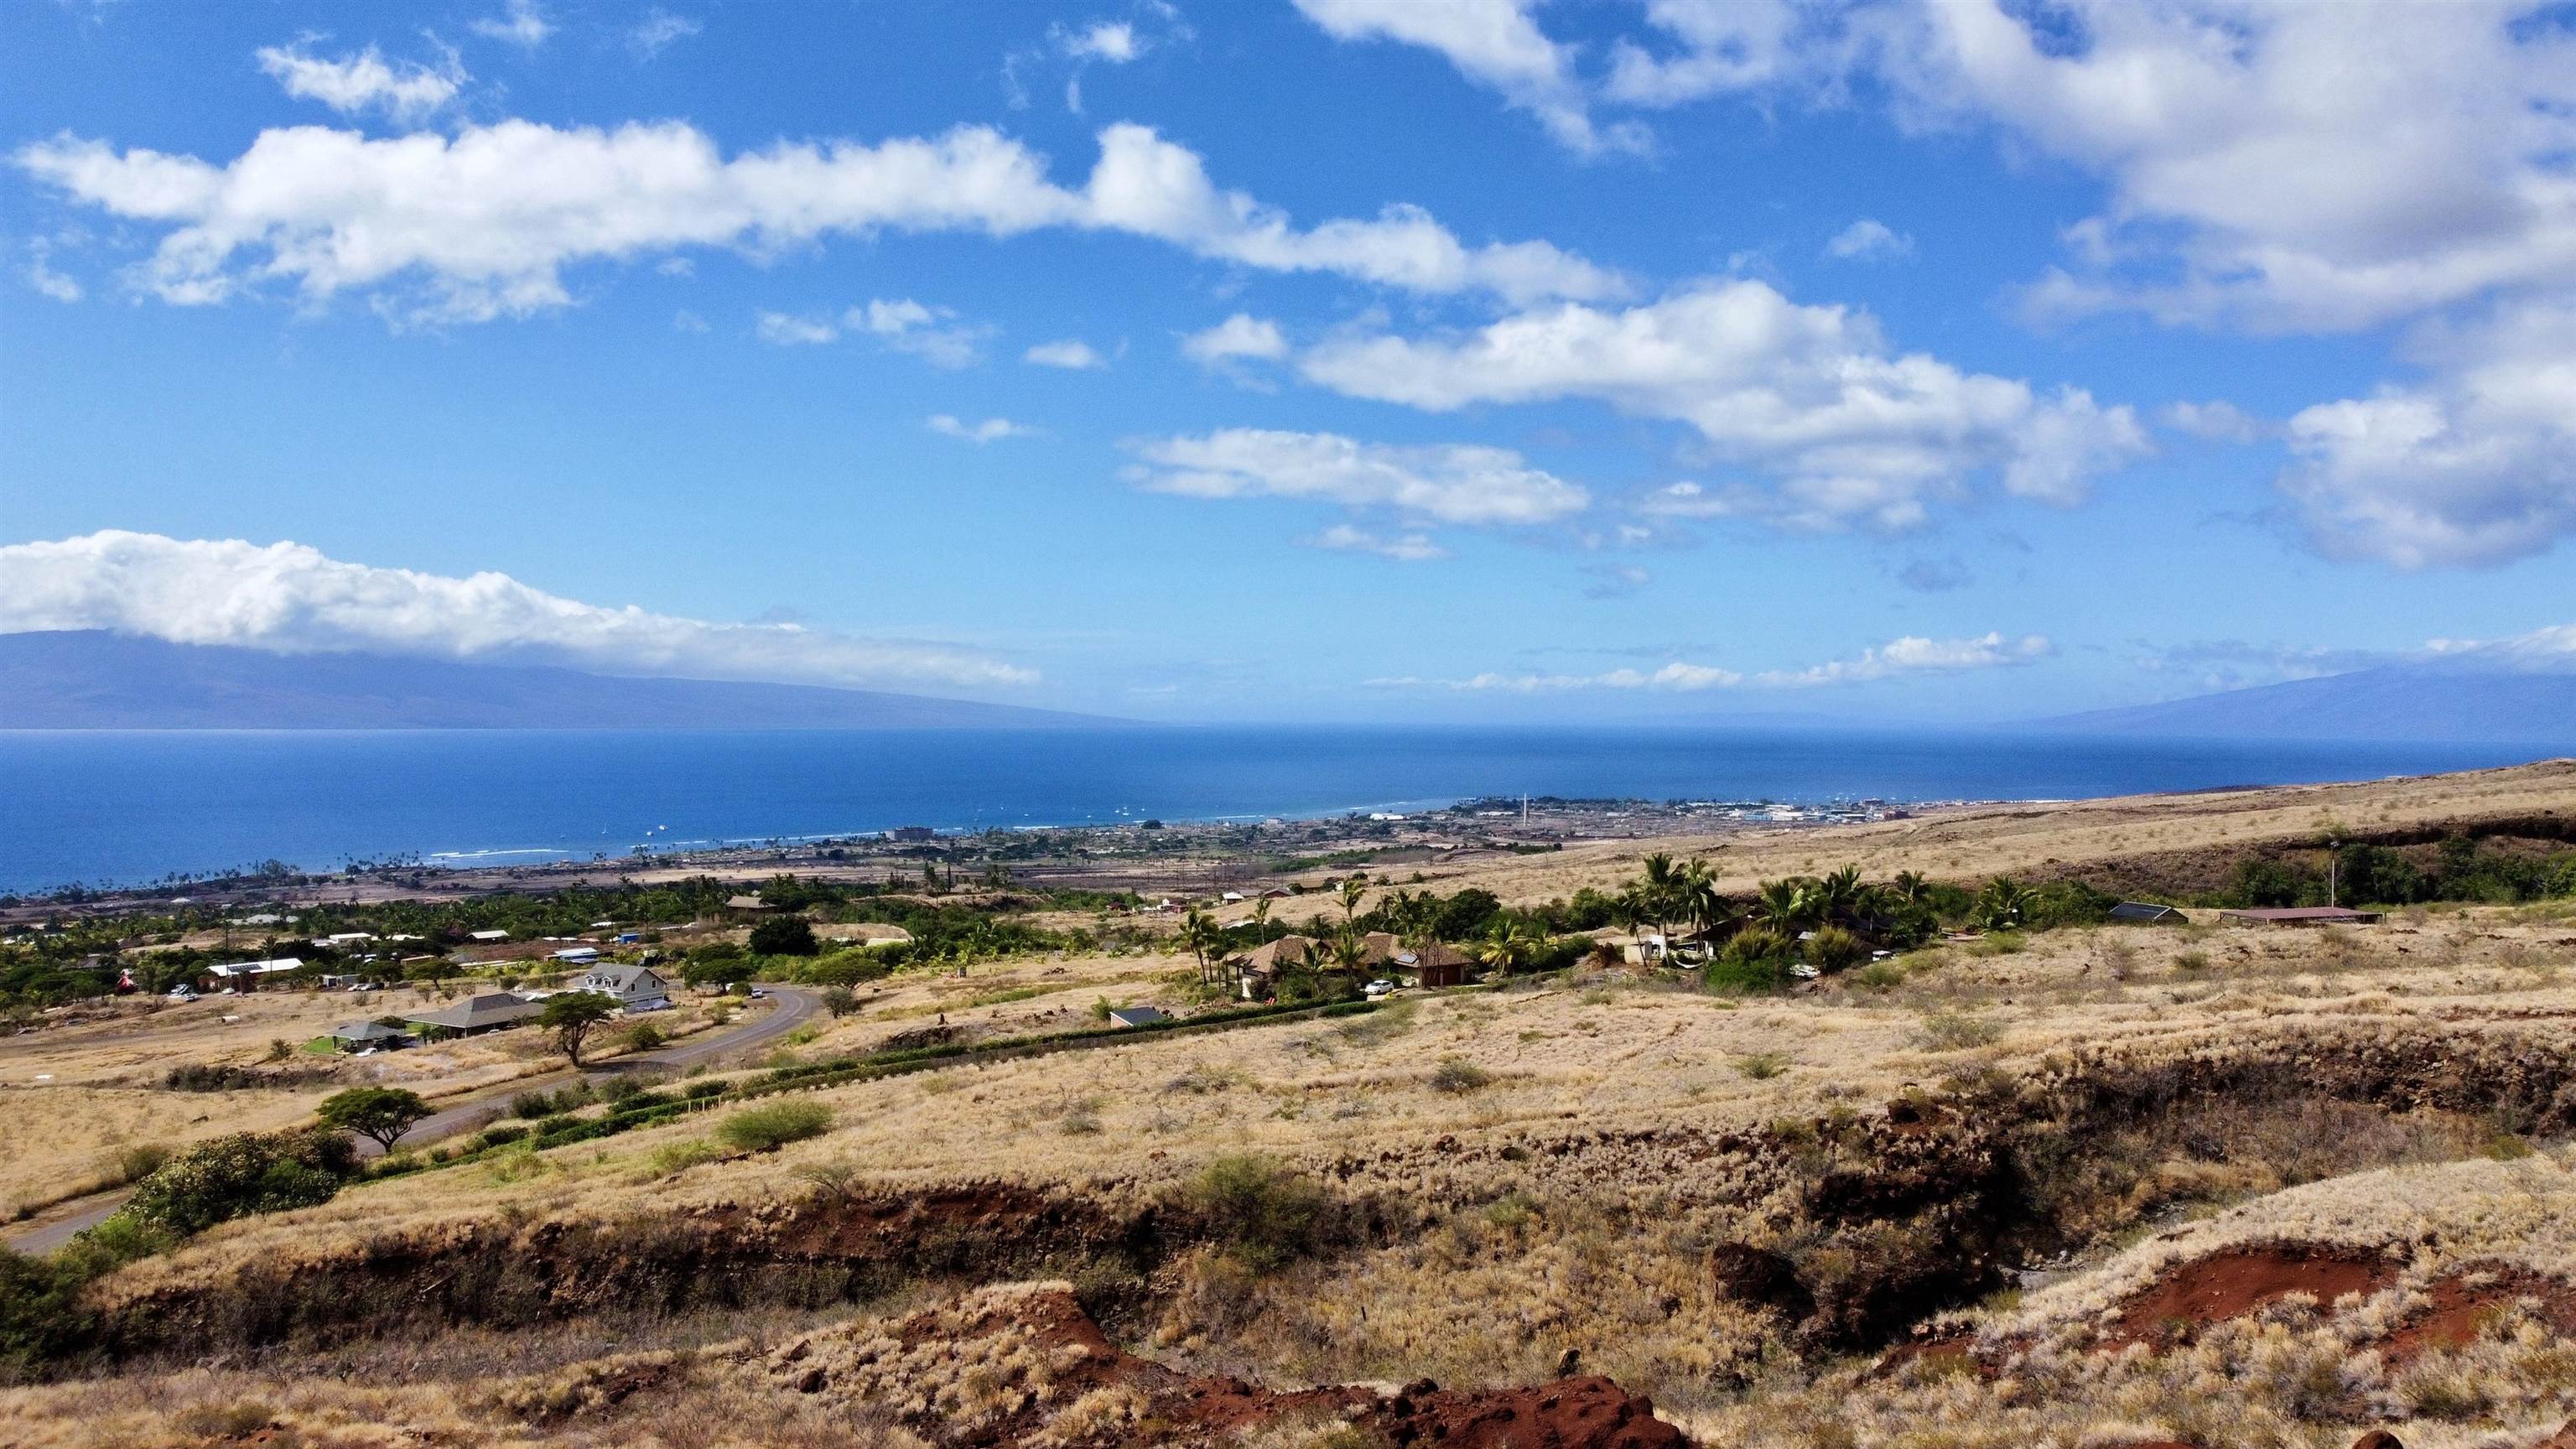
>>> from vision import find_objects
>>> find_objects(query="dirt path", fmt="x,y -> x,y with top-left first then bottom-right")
1,986 -> 818,1255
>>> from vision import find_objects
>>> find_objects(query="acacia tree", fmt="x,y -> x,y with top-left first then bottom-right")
539,992 -> 617,1067
316,1086 -> 432,1151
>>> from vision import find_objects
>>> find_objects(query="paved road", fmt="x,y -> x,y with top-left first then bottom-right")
3,985 -> 818,1256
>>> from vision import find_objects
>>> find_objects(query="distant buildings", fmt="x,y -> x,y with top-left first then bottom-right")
2218,906 -> 2386,927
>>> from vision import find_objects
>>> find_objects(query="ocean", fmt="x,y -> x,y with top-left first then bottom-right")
2,726 -> 2565,895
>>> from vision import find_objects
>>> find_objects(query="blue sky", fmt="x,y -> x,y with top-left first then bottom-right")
4,0 -> 2571,723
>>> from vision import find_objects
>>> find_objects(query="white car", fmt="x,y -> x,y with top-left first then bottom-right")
1363,979 -> 1396,999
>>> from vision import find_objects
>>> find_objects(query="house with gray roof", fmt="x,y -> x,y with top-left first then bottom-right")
404,992 -> 543,1037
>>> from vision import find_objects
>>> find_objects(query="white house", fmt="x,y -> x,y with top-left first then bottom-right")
577,963 -> 673,1012
205,957 -> 304,985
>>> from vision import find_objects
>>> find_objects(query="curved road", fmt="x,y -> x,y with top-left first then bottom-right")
3,985 -> 818,1256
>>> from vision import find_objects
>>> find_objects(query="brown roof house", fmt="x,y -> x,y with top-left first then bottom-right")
1396,941 -> 1476,989
1237,934 -> 1320,1000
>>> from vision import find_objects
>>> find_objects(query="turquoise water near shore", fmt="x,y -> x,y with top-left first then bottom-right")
2,726 -> 2564,894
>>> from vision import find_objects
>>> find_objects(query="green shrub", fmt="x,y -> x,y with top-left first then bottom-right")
1186,1152 -> 1327,1271
1703,931 -> 1789,995
714,1100 -> 834,1152
0,1248 -> 95,1378
647,1139 -> 722,1175
105,1142 -> 174,1187
1849,959 -> 1907,993
749,917 -> 820,957
1429,1057 -> 1492,1093
1805,924 -> 1867,974
684,1078 -> 727,1100
619,1021 -> 667,1053
120,1129 -> 356,1238
474,1124 -> 529,1150
1733,1051 -> 1790,1080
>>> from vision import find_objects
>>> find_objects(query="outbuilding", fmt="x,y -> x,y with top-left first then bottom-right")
1107,1006 -> 1170,1029
2109,902 -> 2187,925
2217,906 -> 2385,927
327,1021 -> 414,1052
405,993 -> 543,1037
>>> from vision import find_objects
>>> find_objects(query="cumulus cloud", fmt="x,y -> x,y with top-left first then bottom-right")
1181,313 -> 1287,365
1390,631 -> 2052,693
0,532 -> 1034,689
1604,0 -> 1810,106
1126,428 -> 1589,527
2278,299 -> 2576,569
255,43 -> 464,122
1299,279 -> 2148,530
1291,0 -> 1643,155
1058,20 -> 1142,63
755,310 -> 838,345
1023,338 -> 1106,369
470,0 -> 553,49
1825,218 -> 1911,261
1304,523 -> 1449,561
1886,0 -> 2576,334
927,413 -> 1035,444
16,119 -> 1618,322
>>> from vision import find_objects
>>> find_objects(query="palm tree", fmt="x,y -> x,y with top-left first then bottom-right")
1684,875 -> 1732,955
1640,852 -> 1680,944
1181,906 -> 1218,989
1475,917 -> 1537,976
1889,870 -> 1929,907
1250,896 -> 1272,935
1814,865 -> 1866,927
1329,927 -> 1368,982
1750,878 -> 1815,935
1975,877 -> 2034,931
1337,878 -> 1368,927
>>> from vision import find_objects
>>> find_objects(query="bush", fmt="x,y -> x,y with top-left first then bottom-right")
1186,1153 -> 1327,1271
1429,1056 -> 1492,1093
818,986 -> 859,1016
749,917 -> 820,958
715,1100 -> 834,1152
1805,924 -> 1867,974
474,1124 -> 529,1150
647,1139 -> 722,1175
104,1142 -> 174,1187
684,1078 -> 727,1100
619,1021 -> 667,1053
120,1129 -> 357,1238
1706,928 -> 1792,994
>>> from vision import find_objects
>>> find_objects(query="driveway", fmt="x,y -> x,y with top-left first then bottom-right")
3,984 -> 820,1256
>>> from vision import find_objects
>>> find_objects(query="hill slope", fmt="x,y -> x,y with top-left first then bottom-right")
0,631 -> 1107,729
2039,664 -> 2576,743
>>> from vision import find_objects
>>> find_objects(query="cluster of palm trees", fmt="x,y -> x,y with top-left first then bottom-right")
1612,855 -> 1951,965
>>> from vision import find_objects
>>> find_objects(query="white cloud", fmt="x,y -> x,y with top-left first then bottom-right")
1824,218 -> 1911,261
1299,279 -> 2148,530
1885,0 -> 2576,333
1304,523 -> 1449,561
0,531 -> 1034,689
1291,0 -> 1643,155
927,413 -> 1035,444
1059,21 -> 1140,63
1407,630 -> 2054,693
1181,313 -> 1287,365
256,43 -> 464,122
470,0 -> 553,49
1605,0 -> 1808,106
2278,299 -> 2576,569
2161,399 -> 2270,444
1126,428 -> 1589,527
1756,631 -> 2054,687
851,298 -> 989,368
755,310 -> 836,345
629,9 -> 701,61
1023,338 -> 1106,369
23,242 -> 80,302
17,119 -> 1619,321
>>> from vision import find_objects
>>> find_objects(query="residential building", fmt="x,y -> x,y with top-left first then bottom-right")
576,963 -> 673,1012
405,993 -> 543,1036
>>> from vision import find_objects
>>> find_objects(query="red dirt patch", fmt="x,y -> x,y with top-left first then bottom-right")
2105,1243 -> 2401,1349
776,1286 -> 1688,1448
2381,1265 -> 2576,1363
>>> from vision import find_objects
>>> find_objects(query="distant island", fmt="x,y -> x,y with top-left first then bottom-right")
2038,662 -> 2576,745
0,631 -> 1112,730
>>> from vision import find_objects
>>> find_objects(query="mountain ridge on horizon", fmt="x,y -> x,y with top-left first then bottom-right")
0,631 -> 1116,730
2033,662 -> 2576,745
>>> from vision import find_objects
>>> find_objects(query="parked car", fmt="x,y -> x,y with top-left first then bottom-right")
1364,979 -> 1396,999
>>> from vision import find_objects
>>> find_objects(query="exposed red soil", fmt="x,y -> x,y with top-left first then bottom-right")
2381,1264 -> 2576,1363
2104,1243 -> 2401,1348
786,1286 -> 1686,1448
